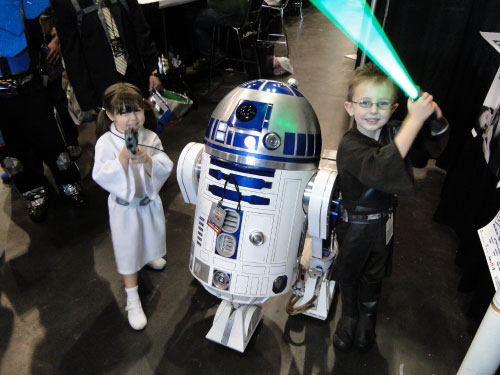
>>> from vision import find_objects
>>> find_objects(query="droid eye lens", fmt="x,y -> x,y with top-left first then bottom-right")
264,133 -> 281,150
236,103 -> 258,121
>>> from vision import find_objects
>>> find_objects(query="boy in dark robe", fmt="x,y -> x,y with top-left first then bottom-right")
332,63 -> 449,351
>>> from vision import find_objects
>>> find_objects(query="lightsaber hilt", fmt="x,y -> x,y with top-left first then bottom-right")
412,89 -> 449,137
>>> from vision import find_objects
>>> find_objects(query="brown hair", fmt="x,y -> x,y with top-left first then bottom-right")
96,83 -> 157,138
347,63 -> 398,101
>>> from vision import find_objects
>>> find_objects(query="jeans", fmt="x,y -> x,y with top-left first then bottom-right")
193,7 -> 225,58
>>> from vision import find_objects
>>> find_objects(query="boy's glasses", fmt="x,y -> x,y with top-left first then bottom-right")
351,100 -> 393,110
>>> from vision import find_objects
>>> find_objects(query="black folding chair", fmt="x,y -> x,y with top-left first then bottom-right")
208,0 -> 265,93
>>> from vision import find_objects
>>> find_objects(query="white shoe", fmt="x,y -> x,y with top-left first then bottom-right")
147,258 -> 166,270
126,299 -> 147,330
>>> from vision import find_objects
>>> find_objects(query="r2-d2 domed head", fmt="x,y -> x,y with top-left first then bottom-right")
204,80 -> 322,170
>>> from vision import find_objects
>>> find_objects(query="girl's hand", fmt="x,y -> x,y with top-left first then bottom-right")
407,92 -> 436,123
118,145 -> 132,172
119,144 -> 133,160
130,148 -> 152,165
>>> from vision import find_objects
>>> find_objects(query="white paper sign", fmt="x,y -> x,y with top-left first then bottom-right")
480,32 -> 500,55
477,209 -> 500,291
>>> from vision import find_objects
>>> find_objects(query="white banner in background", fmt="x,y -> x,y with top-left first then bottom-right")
477,32 -> 500,177
480,32 -> 500,54
477,210 -> 500,291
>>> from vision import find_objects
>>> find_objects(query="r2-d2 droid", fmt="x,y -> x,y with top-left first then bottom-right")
177,79 -> 339,352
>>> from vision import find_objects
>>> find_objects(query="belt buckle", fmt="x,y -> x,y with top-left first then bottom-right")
116,197 -> 129,206
140,197 -> 151,206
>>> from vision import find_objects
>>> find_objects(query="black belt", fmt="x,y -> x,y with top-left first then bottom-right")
341,209 -> 390,223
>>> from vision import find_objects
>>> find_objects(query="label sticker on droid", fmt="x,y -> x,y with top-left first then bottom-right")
207,202 -> 226,234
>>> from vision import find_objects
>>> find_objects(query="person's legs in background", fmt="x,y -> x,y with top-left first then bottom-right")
0,84 -> 49,222
193,7 -> 225,63
0,79 -> 86,222
47,76 -> 82,159
30,82 -> 87,208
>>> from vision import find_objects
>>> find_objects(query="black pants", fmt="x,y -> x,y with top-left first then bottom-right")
47,76 -> 79,146
117,63 -> 150,98
332,217 -> 393,284
0,78 -> 81,193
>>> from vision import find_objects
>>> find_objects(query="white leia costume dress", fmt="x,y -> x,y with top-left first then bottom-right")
93,124 -> 173,275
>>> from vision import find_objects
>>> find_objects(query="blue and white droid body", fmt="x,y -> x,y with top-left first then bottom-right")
177,79 -> 339,352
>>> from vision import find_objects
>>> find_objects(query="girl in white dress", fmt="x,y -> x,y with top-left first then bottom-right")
92,83 -> 173,330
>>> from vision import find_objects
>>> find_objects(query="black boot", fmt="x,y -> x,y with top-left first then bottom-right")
354,280 -> 381,351
333,283 -> 358,350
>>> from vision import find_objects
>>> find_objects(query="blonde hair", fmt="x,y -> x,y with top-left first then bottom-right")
96,82 -> 157,138
347,63 -> 398,101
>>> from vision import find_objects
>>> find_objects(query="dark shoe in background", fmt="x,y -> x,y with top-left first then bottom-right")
67,145 -> 82,160
59,181 -> 87,208
23,186 -> 48,223
1,172 -> 11,186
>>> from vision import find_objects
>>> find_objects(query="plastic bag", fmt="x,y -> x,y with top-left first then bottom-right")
273,56 -> 294,76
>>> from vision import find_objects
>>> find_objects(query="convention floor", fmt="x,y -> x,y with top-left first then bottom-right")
0,6 -> 478,375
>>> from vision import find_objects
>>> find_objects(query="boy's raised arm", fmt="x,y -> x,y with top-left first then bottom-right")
394,92 -> 441,158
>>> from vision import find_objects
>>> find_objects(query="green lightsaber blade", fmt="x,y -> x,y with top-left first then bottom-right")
311,0 -> 419,100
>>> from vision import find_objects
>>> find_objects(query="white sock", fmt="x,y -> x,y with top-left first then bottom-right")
125,285 -> 140,304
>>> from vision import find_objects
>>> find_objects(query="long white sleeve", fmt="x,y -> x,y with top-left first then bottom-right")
92,127 -> 173,202
92,133 -> 135,201
142,133 -> 173,199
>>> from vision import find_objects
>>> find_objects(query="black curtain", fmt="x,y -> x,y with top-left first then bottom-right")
375,0 -> 500,168
371,0 -> 500,319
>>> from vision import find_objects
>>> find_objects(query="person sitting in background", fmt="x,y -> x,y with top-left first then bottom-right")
193,0 -> 249,64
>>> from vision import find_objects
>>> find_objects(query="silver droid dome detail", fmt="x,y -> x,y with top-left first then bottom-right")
204,80 -> 322,170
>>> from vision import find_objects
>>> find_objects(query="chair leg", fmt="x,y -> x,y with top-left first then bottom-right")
280,8 -> 289,57
257,9 -> 263,41
252,43 -> 261,78
236,30 -> 247,74
208,26 -> 216,93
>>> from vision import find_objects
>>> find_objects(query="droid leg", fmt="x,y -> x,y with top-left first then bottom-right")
302,237 -> 335,319
206,300 -> 264,352
288,236 -> 336,320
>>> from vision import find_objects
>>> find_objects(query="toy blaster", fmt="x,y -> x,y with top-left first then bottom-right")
124,127 -> 138,154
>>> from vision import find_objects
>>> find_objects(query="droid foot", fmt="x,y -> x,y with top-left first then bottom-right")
206,300 -> 263,352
